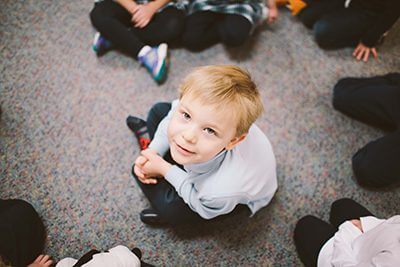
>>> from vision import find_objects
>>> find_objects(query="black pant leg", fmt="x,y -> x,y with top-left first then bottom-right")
312,7 -> 374,49
218,14 -> 252,47
182,11 -> 221,51
132,169 -> 206,224
294,215 -> 336,267
146,102 -> 172,139
329,198 -> 373,228
90,0 -> 145,58
130,7 -> 185,47
333,75 -> 400,131
352,130 -> 400,187
0,199 -> 45,267
297,0 -> 345,29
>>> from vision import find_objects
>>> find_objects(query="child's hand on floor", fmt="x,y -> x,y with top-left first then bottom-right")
353,42 -> 377,62
28,255 -> 53,267
131,4 -> 156,28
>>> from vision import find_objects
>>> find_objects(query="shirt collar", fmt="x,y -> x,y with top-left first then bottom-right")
185,150 -> 227,174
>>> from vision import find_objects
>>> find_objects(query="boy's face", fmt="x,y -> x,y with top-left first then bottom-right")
168,94 -> 246,165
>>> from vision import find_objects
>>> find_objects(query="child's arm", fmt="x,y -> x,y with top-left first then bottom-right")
267,0 -> 278,24
352,0 -> 400,62
131,0 -> 173,28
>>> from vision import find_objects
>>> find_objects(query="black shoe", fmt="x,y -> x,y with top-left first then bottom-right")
126,116 -> 151,150
140,208 -> 167,225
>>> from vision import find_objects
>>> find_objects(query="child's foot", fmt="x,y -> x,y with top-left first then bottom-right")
126,116 -> 151,150
138,43 -> 168,84
92,32 -> 112,56
140,208 -> 167,225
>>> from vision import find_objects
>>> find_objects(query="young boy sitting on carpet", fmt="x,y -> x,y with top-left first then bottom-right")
127,65 -> 278,225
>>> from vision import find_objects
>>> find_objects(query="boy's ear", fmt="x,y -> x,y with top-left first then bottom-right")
225,133 -> 247,150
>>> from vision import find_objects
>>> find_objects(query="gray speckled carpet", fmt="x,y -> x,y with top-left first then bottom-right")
1,0 -> 400,265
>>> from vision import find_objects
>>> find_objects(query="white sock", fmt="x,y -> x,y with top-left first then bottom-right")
138,46 -> 152,58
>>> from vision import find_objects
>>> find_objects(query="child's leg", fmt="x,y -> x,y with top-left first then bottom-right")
312,7 -> 374,49
294,215 -> 336,267
332,75 -> 400,131
297,0 -> 344,29
132,168 -> 206,225
90,0 -> 146,58
329,198 -> 373,228
218,14 -> 252,47
352,131 -> 400,188
0,199 -> 46,267
130,7 -> 185,47
127,102 -> 171,150
146,102 -> 172,139
182,11 -> 221,51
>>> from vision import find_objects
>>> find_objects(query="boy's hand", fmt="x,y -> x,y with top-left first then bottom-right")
140,149 -> 172,178
126,1 -> 139,14
268,6 -> 279,24
134,155 -> 158,184
28,255 -> 53,267
267,0 -> 278,24
131,4 -> 157,28
353,42 -> 377,62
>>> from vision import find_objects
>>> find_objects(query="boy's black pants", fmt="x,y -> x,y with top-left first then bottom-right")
182,11 -> 252,51
90,0 -> 184,58
333,73 -> 400,187
0,199 -> 45,267
297,0 -> 375,49
294,198 -> 373,267
133,102 -> 247,225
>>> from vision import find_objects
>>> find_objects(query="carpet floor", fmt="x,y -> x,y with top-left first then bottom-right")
1,0 -> 400,265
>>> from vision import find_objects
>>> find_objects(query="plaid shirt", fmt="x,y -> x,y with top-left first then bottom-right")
186,0 -> 268,27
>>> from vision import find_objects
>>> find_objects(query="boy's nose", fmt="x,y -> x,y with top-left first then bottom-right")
182,128 -> 197,143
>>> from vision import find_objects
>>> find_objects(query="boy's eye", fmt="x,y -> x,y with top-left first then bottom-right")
182,112 -> 191,120
204,128 -> 215,135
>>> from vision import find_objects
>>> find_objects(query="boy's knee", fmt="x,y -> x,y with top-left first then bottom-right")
313,20 -> 333,49
90,7 -> 105,29
294,215 -> 318,239
163,16 -> 184,41
352,150 -> 394,188
182,31 -> 203,51
219,24 -> 250,47
332,79 -> 352,111
330,198 -> 354,214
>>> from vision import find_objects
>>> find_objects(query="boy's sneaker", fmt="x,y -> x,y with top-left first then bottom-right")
92,32 -> 112,56
138,43 -> 168,84
140,208 -> 167,225
126,116 -> 151,150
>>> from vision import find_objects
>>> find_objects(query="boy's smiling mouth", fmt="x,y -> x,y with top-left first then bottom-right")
175,141 -> 195,155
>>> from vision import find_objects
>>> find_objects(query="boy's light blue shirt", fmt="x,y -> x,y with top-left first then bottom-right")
149,99 -> 278,219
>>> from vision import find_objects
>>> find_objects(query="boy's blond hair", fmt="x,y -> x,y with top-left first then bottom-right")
179,65 -> 264,136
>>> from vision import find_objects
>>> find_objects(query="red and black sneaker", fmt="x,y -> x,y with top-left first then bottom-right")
126,116 -> 151,150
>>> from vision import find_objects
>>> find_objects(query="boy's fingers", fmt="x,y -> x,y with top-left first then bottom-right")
372,48 -> 378,58
356,50 -> 363,61
363,49 -> 369,62
35,255 -> 44,262
41,255 -> 50,263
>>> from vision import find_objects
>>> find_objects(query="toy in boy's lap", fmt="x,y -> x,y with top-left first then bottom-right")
276,0 -> 306,15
